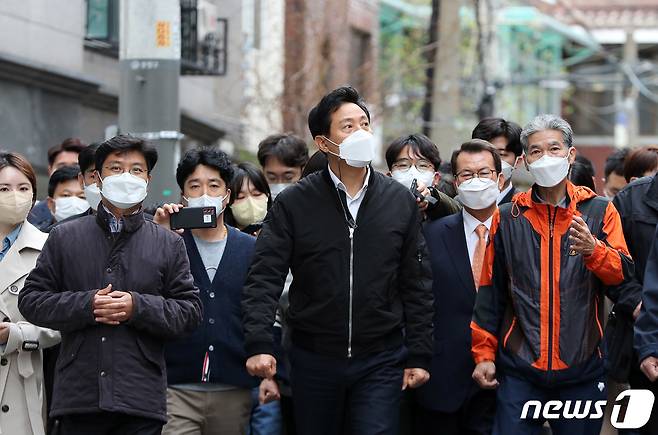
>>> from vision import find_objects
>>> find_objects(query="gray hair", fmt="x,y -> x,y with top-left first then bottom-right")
520,114 -> 573,153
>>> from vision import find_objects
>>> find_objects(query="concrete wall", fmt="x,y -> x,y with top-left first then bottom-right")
0,0 -> 252,158
0,0 -> 86,71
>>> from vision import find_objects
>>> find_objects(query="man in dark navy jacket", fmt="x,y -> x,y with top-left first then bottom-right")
415,140 -> 503,435
19,136 -> 203,435
154,148 -> 259,435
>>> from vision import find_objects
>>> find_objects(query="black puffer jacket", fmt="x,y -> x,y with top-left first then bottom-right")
242,167 -> 434,370
18,206 -> 202,422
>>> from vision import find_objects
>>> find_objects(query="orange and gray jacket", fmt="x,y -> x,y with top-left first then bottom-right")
471,182 -> 634,385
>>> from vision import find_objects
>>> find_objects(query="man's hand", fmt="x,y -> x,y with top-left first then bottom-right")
259,378 -> 281,405
641,356 -> 658,382
569,216 -> 597,256
0,323 -> 10,345
472,361 -> 499,389
246,354 -> 277,379
154,203 -> 184,233
402,368 -> 430,390
415,181 -> 431,212
93,284 -> 116,324
93,287 -> 134,325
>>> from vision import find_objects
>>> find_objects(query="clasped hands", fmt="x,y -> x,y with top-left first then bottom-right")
92,284 -> 134,325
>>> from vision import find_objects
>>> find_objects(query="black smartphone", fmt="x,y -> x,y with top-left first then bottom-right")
410,178 -> 438,206
170,207 -> 217,230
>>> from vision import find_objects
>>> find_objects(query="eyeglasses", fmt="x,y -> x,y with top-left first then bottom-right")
103,165 -> 146,176
455,168 -> 497,182
391,159 -> 435,172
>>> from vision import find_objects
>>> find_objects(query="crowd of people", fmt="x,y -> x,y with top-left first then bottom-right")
1,85 -> 658,435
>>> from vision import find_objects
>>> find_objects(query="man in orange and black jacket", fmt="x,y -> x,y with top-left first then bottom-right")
470,115 -> 639,435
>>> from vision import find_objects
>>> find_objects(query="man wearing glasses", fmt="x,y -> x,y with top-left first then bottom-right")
471,115 -> 636,434
414,139 -> 502,434
385,133 -> 461,220
19,135 -> 202,435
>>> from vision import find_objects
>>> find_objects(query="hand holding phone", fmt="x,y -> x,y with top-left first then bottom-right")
170,207 -> 218,230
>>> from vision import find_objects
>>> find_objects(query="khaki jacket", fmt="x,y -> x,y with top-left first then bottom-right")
0,222 -> 60,435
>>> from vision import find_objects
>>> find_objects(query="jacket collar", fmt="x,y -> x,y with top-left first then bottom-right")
11,221 -> 47,253
96,202 -> 145,234
644,175 -> 658,213
321,164 -> 377,190
442,212 -> 477,292
513,180 -> 597,212
0,222 -> 47,296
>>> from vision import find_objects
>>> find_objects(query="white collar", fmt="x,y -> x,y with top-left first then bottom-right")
462,208 -> 494,234
328,165 -> 370,199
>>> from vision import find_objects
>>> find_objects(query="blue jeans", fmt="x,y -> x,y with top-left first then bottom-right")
289,345 -> 406,435
246,386 -> 282,435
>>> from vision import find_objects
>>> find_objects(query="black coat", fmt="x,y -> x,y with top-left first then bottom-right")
613,176 -> 658,370
18,206 -> 202,422
613,175 -> 658,312
242,167 -> 434,370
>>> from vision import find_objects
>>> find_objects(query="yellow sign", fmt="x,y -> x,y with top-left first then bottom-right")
156,21 -> 171,48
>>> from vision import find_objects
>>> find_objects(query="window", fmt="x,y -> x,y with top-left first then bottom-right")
85,0 -> 120,52
181,0 -> 228,75
84,0 -> 227,75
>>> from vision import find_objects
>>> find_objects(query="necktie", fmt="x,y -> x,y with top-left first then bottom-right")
472,224 -> 487,290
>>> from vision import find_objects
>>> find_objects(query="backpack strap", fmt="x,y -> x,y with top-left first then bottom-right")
576,196 -> 610,239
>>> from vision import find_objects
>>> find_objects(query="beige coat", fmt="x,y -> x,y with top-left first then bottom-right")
0,223 -> 60,435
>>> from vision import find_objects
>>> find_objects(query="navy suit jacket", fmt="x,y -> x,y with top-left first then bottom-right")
498,185 -> 516,205
416,212 -> 483,412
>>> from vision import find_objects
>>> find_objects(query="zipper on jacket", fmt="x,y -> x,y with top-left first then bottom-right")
335,187 -> 357,359
547,205 -> 558,371
348,226 -> 355,358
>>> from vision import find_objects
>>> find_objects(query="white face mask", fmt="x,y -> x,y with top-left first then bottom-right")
100,172 -> 148,210
457,177 -> 500,210
391,166 -> 436,190
324,129 -> 376,168
501,160 -> 514,181
185,193 -> 228,216
528,149 -> 572,188
54,197 -> 90,222
83,183 -> 102,211
269,183 -> 291,199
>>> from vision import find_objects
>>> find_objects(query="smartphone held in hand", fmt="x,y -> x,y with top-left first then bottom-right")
170,207 -> 217,230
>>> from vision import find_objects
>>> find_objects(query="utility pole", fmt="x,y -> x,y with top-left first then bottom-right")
119,0 -> 181,207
